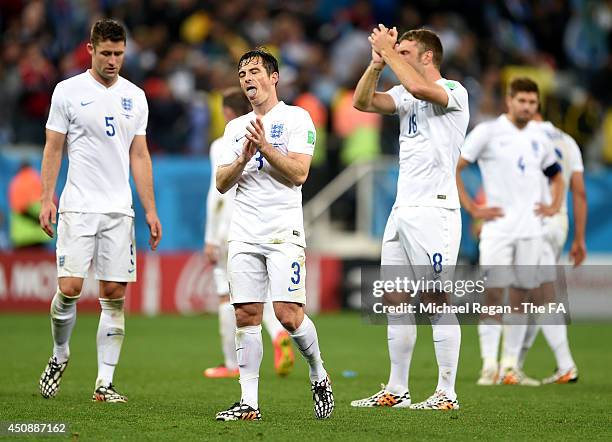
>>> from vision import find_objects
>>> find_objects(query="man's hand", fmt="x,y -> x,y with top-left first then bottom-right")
145,212 -> 162,251
471,206 -> 504,221
369,24 -> 397,56
245,118 -> 271,153
534,203 -> 560,217
569,239 -> 587,267
240,138 -> 257,164
39,199 -> 57,237
204,243 -> 220,265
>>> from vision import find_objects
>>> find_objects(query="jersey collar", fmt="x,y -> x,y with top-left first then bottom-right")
86,69 -> 122,91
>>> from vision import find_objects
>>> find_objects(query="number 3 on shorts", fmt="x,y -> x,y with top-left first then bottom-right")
290,261 -> 301,285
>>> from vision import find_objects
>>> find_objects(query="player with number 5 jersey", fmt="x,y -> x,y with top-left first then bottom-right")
214,48 -> 333,422
38,18 -> 161,404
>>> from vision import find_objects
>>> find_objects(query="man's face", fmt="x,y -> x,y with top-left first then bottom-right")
506,91 -> 539,125
238,57 -> 278,106
88,40 -> 125,82
396,39 -> 427,72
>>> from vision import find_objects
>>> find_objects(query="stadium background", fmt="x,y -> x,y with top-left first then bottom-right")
0,1 -> 611,440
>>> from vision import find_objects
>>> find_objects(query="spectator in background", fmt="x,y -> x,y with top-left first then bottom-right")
0,0 -> 609,167
8,162 -> 53,249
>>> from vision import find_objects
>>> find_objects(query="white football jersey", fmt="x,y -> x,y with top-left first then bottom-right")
386,78 -> 469,209
461,115 -> 558,239
46,70 -> 148,216
205,137 -> 236,246
535,121 -> 584,215
218,101 -> 315,247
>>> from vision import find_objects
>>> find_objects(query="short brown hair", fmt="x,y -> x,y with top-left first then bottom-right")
90,18 -> 126,48
508,77 -> 539,98
399,29 -> 443,68
222,87 -> 252,116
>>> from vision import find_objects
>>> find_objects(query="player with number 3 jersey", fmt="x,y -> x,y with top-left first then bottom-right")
214,49 -> 333,422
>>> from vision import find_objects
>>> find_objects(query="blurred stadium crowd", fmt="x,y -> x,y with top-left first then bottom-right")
1,0 -> 611,181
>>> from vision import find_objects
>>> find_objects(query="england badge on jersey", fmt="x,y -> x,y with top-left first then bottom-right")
121,97 -> 133,112
270,123 -> 284,139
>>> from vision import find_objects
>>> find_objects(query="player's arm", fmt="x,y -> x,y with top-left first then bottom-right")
353,48 -> 396,114
569,171 -> 587,266
246,118 -> 311,186
130,135 -> 162,250
456,157 -> 503,220
371,25 -> 449,107
535,164 -> 563,217
39,129 -> 66,237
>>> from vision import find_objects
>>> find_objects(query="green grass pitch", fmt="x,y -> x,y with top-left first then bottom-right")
1,313 -> 611,441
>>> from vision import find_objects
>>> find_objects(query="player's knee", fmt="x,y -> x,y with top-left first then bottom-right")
58,278 -> 83,297
234,303 -> 262,327
274,304 -> 303,332
100,282 -> 127,299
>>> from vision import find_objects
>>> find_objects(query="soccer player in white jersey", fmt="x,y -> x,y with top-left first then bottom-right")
457,78 -> 563,386
38,19 -> 161,403
203,87 -> 295,379
351,26 -> 469,410
517,115 -> 586,384
214,49 -> 333,421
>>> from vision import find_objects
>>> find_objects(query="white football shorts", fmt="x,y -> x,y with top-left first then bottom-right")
56,212 -> 136,282
479,236 -> 543,289
227,241 -> 306,305
381,206 -> 461,287
539,213 -> 569,284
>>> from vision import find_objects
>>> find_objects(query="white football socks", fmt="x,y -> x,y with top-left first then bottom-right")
218,302 -> 238,370
430,312 -> 460,400
289,315 -> 327,382
236,325 -> 263,409
478,317 -> 502,370
262,301 -> 284,341
96,297 -> 125,388
518,323 -> 539,369
386,313 -> 416,395
50,289 -> 79,364
501,313 -> 528,370
539,314 -> 576,372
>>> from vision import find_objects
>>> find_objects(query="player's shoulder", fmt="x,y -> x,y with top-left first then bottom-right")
528,121 -> 554,143
116,76 -> 146,100
226,112 -> 254,132
439,78 -> 467,94
278,102 -> 312,122
53,71 -> 90,93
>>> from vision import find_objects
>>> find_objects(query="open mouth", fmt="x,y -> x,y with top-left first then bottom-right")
246,86 -> 257,98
